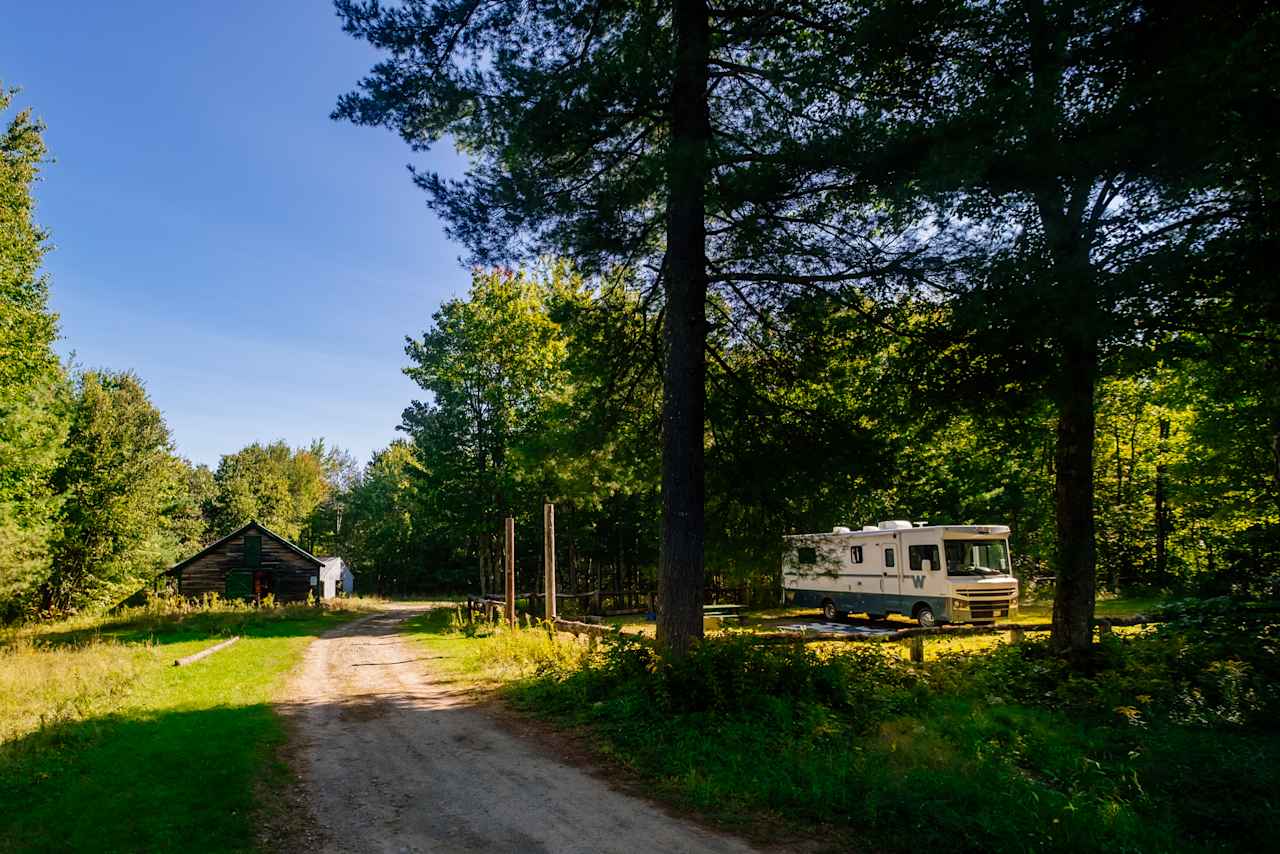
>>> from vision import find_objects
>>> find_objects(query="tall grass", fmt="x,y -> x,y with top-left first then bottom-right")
0,593 -> 383,747
0,637 -> 150,744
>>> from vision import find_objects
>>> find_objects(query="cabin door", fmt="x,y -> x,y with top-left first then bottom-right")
253,570 -> 274,601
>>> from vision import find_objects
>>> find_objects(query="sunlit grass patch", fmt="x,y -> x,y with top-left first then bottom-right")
402,607 -> 593,687
0,596 -> 379,852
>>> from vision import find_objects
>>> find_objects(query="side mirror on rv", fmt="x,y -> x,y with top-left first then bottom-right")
921,559 -> 933,572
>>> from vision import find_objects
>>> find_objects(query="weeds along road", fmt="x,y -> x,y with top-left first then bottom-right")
280,605 -> 758,854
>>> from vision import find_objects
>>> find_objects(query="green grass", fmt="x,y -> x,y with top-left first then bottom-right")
0,599 -> 378,853
405,599 -> 1280,853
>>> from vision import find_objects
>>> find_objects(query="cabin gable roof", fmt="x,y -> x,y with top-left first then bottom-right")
166,521 -> 323,575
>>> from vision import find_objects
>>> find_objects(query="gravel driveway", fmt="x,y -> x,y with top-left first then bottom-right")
280,605 -> 759,854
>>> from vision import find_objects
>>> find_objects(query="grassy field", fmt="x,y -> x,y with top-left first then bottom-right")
0,597 -> 380,853
405,597 -> 1279,853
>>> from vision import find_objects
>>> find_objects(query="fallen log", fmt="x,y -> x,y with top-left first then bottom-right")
552,618 -> 622,640
174,635 -> 239,667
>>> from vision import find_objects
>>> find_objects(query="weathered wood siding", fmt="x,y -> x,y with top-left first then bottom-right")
178,525 -> 318,603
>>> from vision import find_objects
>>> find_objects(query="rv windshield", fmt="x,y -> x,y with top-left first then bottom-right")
944,540 -> 1011,577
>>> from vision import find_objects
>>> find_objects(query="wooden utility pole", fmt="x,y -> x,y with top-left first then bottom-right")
544,503 -> 557,621
504,516 -> 516,626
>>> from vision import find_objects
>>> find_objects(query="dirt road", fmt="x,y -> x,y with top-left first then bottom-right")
281,606 -> 758,854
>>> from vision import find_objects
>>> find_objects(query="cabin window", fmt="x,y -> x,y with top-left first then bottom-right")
910,544 -> 941,572
851,545 -> 863,564
884,548 -> 895,568
797,546 -> 817,565
244,535 -> 261,568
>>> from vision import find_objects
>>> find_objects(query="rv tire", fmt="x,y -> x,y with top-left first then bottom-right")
914,605 -> 937,628
821,600 -> 844,621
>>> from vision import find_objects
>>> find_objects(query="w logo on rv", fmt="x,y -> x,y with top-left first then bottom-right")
911,575 -> 926,589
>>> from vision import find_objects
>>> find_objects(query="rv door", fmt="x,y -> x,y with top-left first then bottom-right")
881,541 -> 902,598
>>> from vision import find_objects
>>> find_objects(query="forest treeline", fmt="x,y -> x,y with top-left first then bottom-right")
329,0 -> 1280,649
334,263 -> 1278,603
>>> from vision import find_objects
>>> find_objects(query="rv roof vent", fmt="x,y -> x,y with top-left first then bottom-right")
861,525 -> 879,532
832,526 -> 852,534
878,520 -> 913,530
913,521 -> 928,527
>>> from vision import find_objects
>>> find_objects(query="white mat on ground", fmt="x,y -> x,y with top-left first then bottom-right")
774,622 -> 896,636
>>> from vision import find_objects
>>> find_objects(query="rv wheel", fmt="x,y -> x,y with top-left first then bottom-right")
915,605 -> 937,628
822,600 -> 842,621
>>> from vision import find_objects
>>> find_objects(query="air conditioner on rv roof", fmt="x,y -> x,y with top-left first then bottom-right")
878,520 -> 913,530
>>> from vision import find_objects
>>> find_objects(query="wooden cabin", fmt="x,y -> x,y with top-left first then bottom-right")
166,521 -> 322,603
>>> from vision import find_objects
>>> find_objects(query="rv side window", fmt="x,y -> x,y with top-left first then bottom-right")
798,547 -> 817,565
851,546 -> 863,564
910,544 -> 941,572
884,548 -> 895,568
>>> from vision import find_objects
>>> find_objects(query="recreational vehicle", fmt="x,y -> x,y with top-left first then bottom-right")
782,521 -> 1019,627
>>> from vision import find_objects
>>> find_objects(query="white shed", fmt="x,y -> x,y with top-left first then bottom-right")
317,557 -> 355,599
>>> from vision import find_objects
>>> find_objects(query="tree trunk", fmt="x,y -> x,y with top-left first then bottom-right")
657,0 -> 710,655
1050,324 -> 1098,656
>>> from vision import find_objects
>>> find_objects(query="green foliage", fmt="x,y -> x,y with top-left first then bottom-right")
209,438 -> 348,547
43,371 -> 180,613
340,441 -> 437,594
0,86 -> 66,622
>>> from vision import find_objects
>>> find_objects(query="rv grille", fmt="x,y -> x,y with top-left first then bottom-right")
956,587 -> 1016,600
955,587 -> 1016,620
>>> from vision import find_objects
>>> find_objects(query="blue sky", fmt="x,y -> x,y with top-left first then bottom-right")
2,1 -> 471,468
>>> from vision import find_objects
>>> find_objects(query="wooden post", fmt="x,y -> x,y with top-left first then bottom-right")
1098,620 -> 1113,638
909,635 -> 925,663
504,516 -> 516,626
1009,627 -> 1025,644
544,503 -> 557,622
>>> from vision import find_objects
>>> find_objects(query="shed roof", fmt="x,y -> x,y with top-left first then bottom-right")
317,556 -> 352,580
166,521 -> 324,575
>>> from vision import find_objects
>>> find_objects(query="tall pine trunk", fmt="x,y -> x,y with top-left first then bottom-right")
1051,333 -> 1097,655
1048,236 -> 1098,656
657,0 -> 710,655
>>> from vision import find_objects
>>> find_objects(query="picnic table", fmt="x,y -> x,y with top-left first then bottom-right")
703,603 -> 746,624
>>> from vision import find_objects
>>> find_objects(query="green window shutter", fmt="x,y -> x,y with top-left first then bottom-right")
244,535 -> 261,568
225,571 -> 252,599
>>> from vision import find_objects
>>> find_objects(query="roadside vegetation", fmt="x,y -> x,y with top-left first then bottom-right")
0,595 -> 378,852
407,598 -> 1278,853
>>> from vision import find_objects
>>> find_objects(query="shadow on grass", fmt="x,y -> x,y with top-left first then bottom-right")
1,704 -> 287,854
